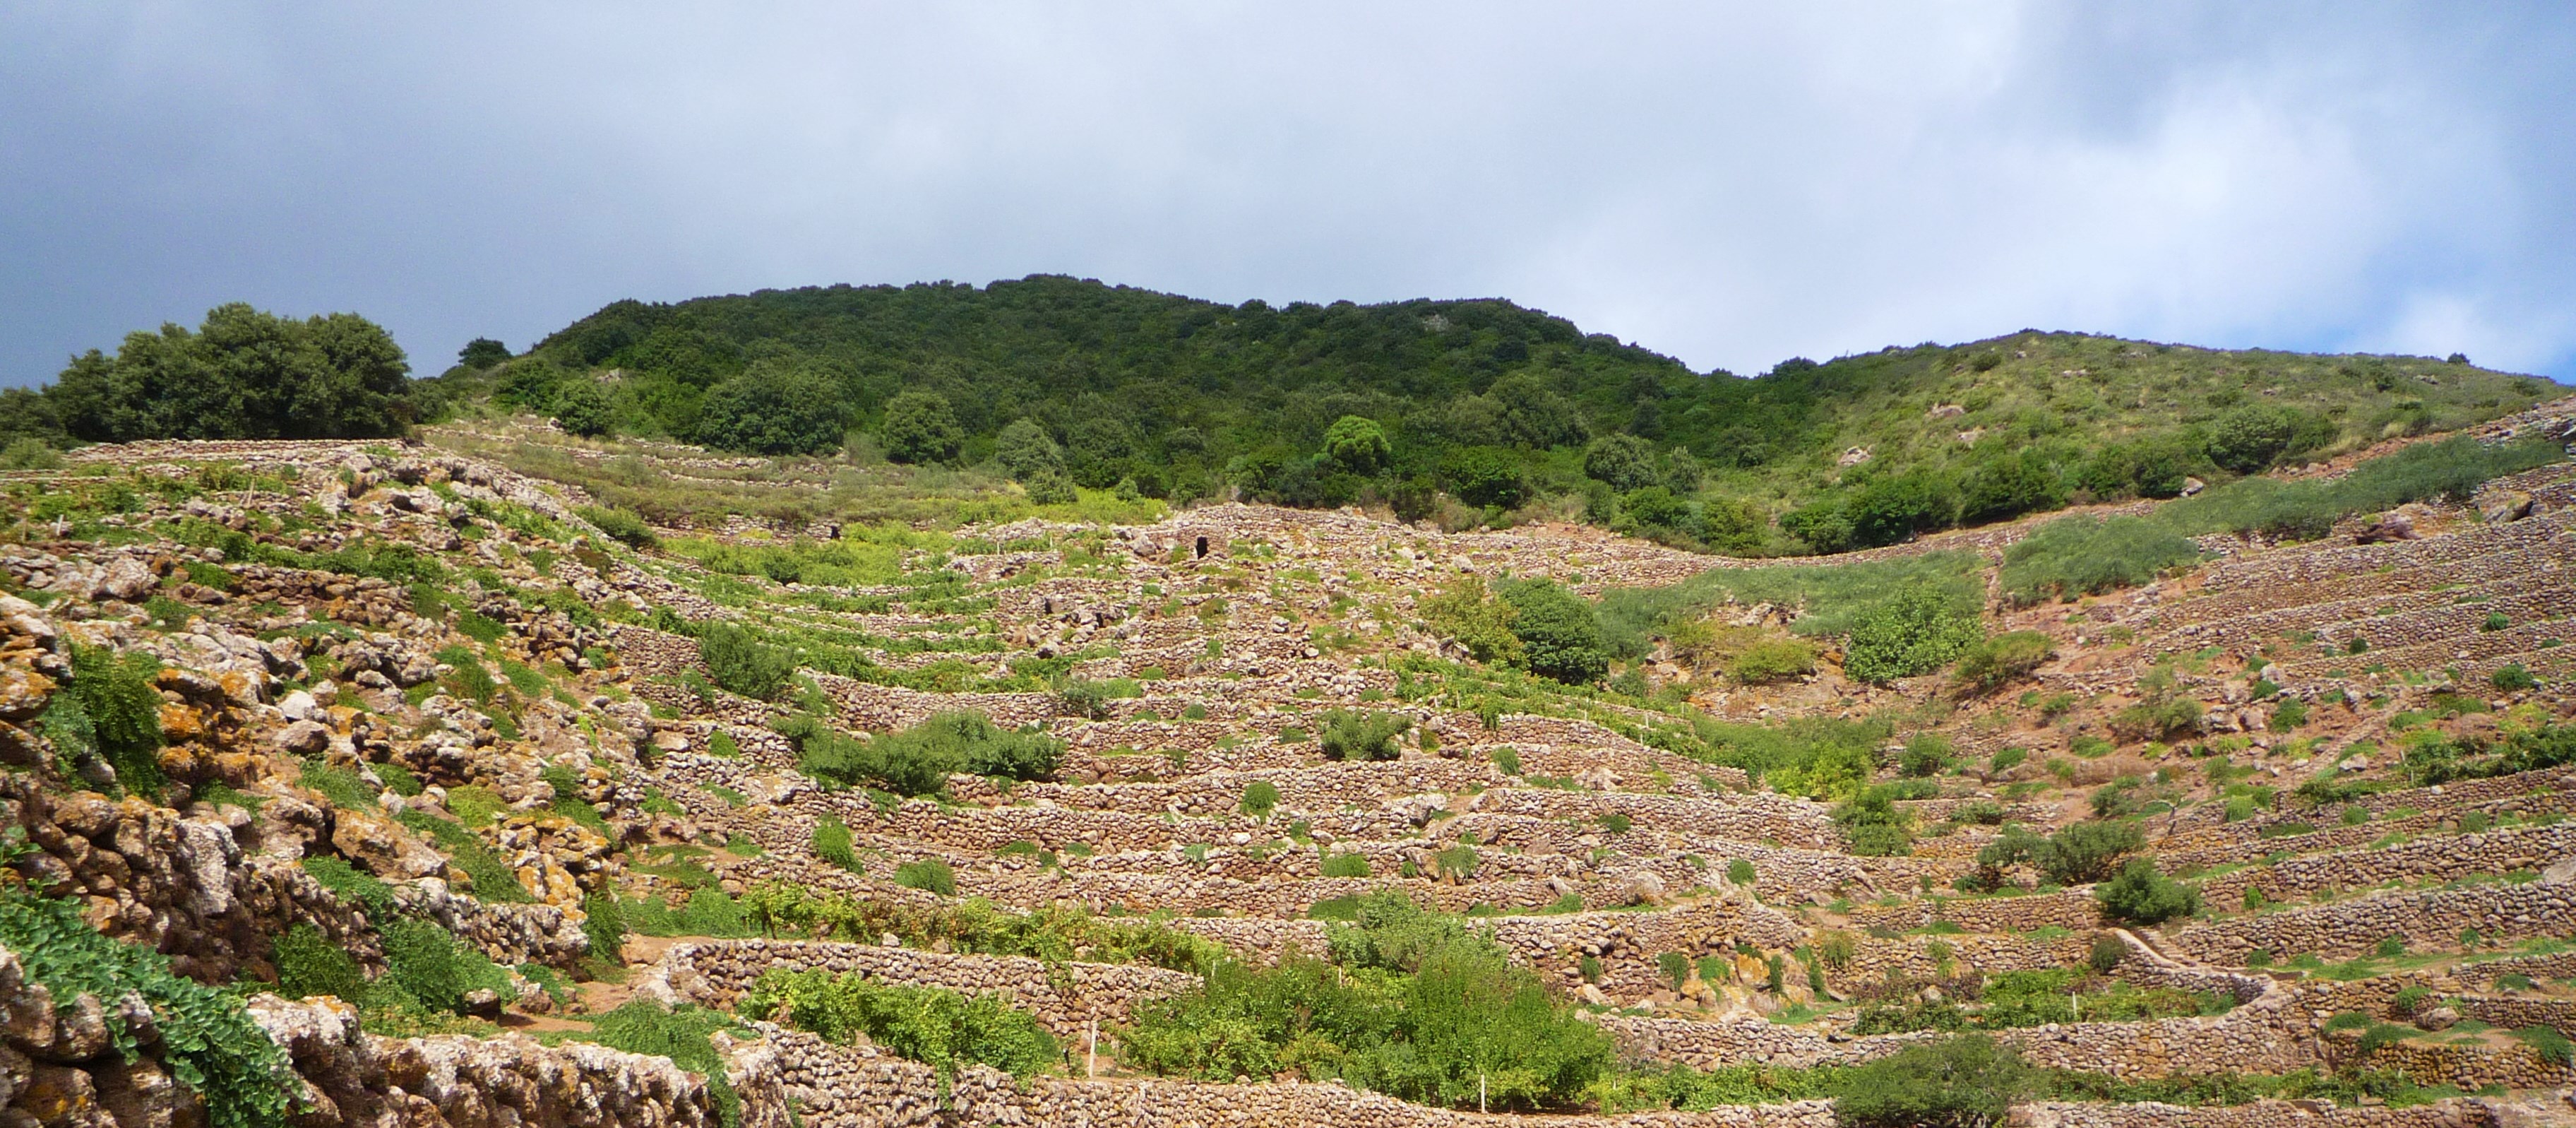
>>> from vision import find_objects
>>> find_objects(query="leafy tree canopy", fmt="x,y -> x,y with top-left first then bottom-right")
44,303 -> 415,441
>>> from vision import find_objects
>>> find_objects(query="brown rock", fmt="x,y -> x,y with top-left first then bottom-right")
329,809 -> 448,881
273,720 -> 330,757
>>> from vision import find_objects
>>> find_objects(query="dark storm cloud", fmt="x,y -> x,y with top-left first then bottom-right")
2,1 -> 2571,386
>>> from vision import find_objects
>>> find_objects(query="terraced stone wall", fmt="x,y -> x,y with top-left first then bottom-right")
2164,881 -> 2576,963
633,939 -> 1197,1036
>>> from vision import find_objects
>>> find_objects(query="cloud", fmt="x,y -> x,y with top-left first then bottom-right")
1,1 -> 2570,386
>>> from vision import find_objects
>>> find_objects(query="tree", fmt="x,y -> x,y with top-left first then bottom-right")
1322,415 -> 1391,474
1834,1034 -> 2034,1128
1441,446 -> 1527,510
696,364 -> 845,456
1958,452 -> 2062,524
1662,449 -> 1704,493
2034,819 -> 2144,886
1022,469 -> 1078,504
1700,497 -> 1765,555
552,380 -> 616,438
1848,470 -> 1956,547
2095,858 -> 2200,923
458,338 -> 511,369
50,303 -> 415,441
1843,583 -> 1984,684
1486,372 -> 1590,449
1582,434 -> 1659,492
881,390 -> 963,464
2207,405 -> 2295,475
992,418 -> 1063,480
1499,580 -> 1608,684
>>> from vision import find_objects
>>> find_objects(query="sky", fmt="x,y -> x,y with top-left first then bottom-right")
3,2 -> 2573,386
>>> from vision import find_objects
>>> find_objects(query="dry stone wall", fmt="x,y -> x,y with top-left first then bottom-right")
633,939 -> 1197,1035
2164,880 -> 2576,963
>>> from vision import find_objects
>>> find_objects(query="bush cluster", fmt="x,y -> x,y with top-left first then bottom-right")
787,710 -> 1063,795
1317,710 -> 1412,761
1119,892 -> 1611,1110
744,969 -> 1059,1082
1843,583 -> 1983,684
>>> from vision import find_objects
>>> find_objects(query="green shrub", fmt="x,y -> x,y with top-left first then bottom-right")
1432,844 -> 1480,881
299,759 -> 382,811
2089,934 -> 2126,973
584,1002 -> 746,1127
2094,859 -> 2200,925
301,855 -> 398,919
0,890 -> 295,1128
1320,852 -> 1373,879
51,643 -> 167,795
895,858 -> 957,896
2493,664 -> 2539,691
1122,894 -> 1612,1110
274,922 -> 367,1002
576,504 -> 658,549
696,363 -> 847,456
581,891 -> 627,964
376,916 -> 513,1016
1240,780 -> 1280,818
2511,1025 -> 2575,1067
2271,697 -> 2308,730
1497,578 -> 1609,684
1731,639 -> 1819,684
0,437 -> 64,468
1318,710 -> 1410,761
1952,631 -> 2057,692
2000,516 -> 2202,607
697,622 -> 795,700
878,390 -> 962,464
395,810 -> 532,903
1835,787 -> 1914,857
1418,576 -> 1526,667
744,968 -> 1058,1081
1054,677 -> 1115,719
1657,951 -> 1691,990
792,711 -> 1061,795
1834,1034 -> 2034,1128
812,817 -> 861,871
1900,732 -> 1955,777
1977,820 -> 2145,889
1843,583 -> 1984,685
1727,857 -> 1757,886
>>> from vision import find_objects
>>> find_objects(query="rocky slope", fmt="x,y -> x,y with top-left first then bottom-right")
4,405 -> 2576,1127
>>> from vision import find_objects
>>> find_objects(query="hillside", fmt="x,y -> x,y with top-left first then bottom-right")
1,386 -> 2574,1127
422,275 -> 2560,552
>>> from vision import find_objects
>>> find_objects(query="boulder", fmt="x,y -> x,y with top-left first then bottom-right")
274,720 -> 331,756
95,557 -> 157,602
2481,489 -> 2535,523
329,809 -> 448,880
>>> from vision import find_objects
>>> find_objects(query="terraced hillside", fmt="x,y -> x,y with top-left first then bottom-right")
3,398 -> 2575,1128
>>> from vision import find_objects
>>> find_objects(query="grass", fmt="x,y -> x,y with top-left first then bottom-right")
2152,434 -> 2564,541
2000,516 -> 2203,606
1597,550 -> 1982,653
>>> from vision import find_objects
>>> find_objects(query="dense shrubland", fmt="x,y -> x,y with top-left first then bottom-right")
381,278 -> 2558,550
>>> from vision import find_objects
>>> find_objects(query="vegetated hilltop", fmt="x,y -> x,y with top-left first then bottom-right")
2,384 -> 2575,1128
415,275 -> 2559,553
